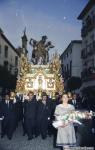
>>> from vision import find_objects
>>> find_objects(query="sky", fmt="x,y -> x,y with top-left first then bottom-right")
0,0 -> 89,58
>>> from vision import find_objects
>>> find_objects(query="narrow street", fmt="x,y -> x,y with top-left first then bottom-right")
0,121 -> 95,150
0,123 -> 59,150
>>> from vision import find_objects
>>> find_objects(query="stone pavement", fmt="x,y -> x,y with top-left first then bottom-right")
0,121 -> 95,150
0,124 -> 59,150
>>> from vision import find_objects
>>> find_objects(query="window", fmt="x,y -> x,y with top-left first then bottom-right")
91,34 -> 94,42
91,59 -> 94,67
0,45 -> 1,54
64,55 -> 65,60
91,10 -> 94,18
4,61 -> 8,70
82,21 -> 85,26
67,64 -> 68,72
67,52 -> 68,58
4,45 -> 8,58
64,66 -> 66,77
70,48 -> 72,54
85,40 -> 88,47
9,65 -> 12,72
15,56 -> 18,67
92,11 -> 95,24
70,61 -> 72,77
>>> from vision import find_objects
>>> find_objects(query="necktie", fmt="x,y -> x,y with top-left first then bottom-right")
73,100 -> 76,105
74,100 -> 76,105
7,101 -> 9,108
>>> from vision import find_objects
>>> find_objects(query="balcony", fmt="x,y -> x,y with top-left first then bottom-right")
81,26 -> 87,38
81,49 -> 87,59
81,41 -> 95,59
92,40 -> 95,52
64,71 -> 70,80
92,15 -> 95,25
81,67 -> 95,82
87,44 -> 94,56
87,17 -> 94,32
81,16 -> 95,38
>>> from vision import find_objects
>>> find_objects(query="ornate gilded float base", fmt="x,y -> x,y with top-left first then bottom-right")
16,53 -> 64,98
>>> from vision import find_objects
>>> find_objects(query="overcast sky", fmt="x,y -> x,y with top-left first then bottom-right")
0,0 -> 89,58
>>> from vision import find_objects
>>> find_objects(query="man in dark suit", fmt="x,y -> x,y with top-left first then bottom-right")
36,93 -> 51,139
23,91 -> 37,140
1,94 -> 17,140
15,93 -> 23,129
0,96 -> 3,117
68,93 -> 82,110
21,94 -> 27,136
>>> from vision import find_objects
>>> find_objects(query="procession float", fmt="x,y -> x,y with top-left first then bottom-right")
16,29 -> 64,98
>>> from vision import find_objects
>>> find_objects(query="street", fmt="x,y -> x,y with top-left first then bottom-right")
0,120 -> 95,150
0,123 -> 59,150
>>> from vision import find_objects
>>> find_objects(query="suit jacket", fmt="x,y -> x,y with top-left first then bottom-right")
68,99 -> 82,110
36,99 -> 52,123
0,101 -> 3,117
68,99 -> 78,109
23,98 -> 37,121
1,100 -> 16,119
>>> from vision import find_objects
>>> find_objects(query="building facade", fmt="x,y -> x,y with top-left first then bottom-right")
78,0 -> 95,96
0,28 -> 20,92
60,40 -> 82,91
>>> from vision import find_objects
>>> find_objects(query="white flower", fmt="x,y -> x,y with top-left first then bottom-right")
53,110 -> 94,129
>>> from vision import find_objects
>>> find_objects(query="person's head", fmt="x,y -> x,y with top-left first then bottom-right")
42,92 -> 47,101
42,95 -> 47,101
42,35 -> 47,43
73,93 -> 77,100
10,92 -> 15,98
5,94 -> 10,100
28,91 -> 34,100
55,92 -> 59,99
62,93 -> 69,104
67,92 -> 72,99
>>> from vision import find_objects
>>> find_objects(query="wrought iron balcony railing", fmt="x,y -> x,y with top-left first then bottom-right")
81,67 -> 95,82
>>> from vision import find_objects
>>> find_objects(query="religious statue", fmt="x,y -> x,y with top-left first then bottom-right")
16,31 -> 64,95
22,27 -> 28,56
29,35 -> 54,65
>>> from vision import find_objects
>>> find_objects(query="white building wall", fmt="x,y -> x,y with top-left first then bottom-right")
61,42 -> 82,77
60,41 -> 82,91
0,32 -> 20,75
72,43 -> 82,77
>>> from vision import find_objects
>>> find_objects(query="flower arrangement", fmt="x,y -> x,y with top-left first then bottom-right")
0,116 -> 4,121
52,110 -> 95,128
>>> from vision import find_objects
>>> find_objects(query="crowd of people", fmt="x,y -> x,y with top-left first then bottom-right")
0,91 -> 95,150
